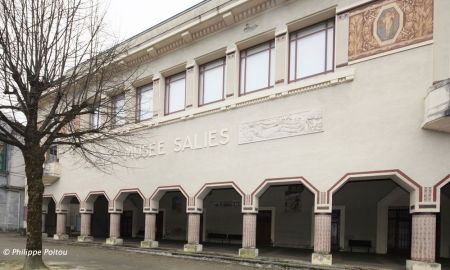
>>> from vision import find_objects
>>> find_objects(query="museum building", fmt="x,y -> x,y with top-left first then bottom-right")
39,0 -> 450,269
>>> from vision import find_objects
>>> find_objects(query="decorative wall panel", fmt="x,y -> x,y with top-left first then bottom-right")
238,110 -> 323,144
348,0 -> 433,61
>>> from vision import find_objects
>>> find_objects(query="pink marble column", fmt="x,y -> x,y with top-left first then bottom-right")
313,213 -> 331,254
187,213 -> 201,244
411,213 -> 436,262
56,213 -> 66,235
109,213 -> 121,239
80,213 -> 91,237
144,213 -> 156,241
242,213 -> 257,249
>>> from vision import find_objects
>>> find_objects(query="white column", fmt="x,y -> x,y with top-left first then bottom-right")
225,45 -> 239,99
124,88 -> 136,124
312,213 -> 332,266
239,213 -> 258,258
274,26 -> 288,85
185,61 -> 198,110
152,73 -> 165,117
335,13 -> 350,67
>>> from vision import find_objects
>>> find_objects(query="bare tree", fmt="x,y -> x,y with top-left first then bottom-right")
0,0 -> 139,268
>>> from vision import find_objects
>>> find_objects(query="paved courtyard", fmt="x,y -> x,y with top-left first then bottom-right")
1,233 -> 449,270
0,234 -> 264,270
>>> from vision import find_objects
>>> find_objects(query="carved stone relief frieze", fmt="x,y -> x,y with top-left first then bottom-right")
238,110 -> 323,144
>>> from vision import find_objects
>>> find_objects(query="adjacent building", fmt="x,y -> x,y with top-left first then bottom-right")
39,0 -> 450,269
0,142 -> 26,231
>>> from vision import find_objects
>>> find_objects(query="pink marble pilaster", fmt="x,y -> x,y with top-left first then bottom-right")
313,213 -> 331,254
41,213 -> 46,232
242,213 -> 257,249
187,213 -> 201,244
144,213 -> 156,241
56,213 -> 66,235
80,213 -> 92,237
109,213 -> 121,239
411,213 -> 436,262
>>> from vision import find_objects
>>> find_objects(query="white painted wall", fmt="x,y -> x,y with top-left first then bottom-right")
40,2 -> 450,251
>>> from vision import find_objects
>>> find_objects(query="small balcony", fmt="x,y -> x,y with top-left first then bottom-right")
43,161 -> 61,186
422,79 -> 450,133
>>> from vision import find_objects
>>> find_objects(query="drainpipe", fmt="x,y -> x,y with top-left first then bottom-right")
18,192 -> 21,230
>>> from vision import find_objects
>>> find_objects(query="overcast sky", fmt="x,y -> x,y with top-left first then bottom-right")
102,0 -> 205,43
0,1 -> 205,108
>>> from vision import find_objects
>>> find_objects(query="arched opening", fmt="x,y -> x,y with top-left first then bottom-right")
257,184 -> 314,259
43,198 -> 57,237
201,188 -> 243,253
91,194 -> 110,239
438,181 -> 450,260
59,195 -> 81,237
331,177 -> 413,266
157,190 -> 187,247
120,192 -> 145,243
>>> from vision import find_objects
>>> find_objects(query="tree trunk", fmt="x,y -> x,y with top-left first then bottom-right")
23,151 -> 47,270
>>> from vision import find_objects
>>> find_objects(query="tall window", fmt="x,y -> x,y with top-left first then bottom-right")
0,143 -> 7,173
240,41 -> 275,95
112,93 -> 126,127
199,58 -> 225,105
90,103 -> 101,129
289,19 -> 334,81
46,145 -> 58,163
165,72 -> 186,114
136,84 -> 154,121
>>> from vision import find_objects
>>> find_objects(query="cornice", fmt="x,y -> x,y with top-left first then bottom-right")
122,0 -> 286,67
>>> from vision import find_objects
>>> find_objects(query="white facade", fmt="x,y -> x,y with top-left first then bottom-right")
39,0 -> 450,269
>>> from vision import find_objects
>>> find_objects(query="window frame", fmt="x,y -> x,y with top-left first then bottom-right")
288,18 -> 335,82
0,143 -> 7,173
198,57 -> 226,106
90,103 -> 101,129
112,93 -> 126,128
239,40 -> 275,96
136,83 -> 154,122
165,72 -> 187,115
46,145 -> 58,163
